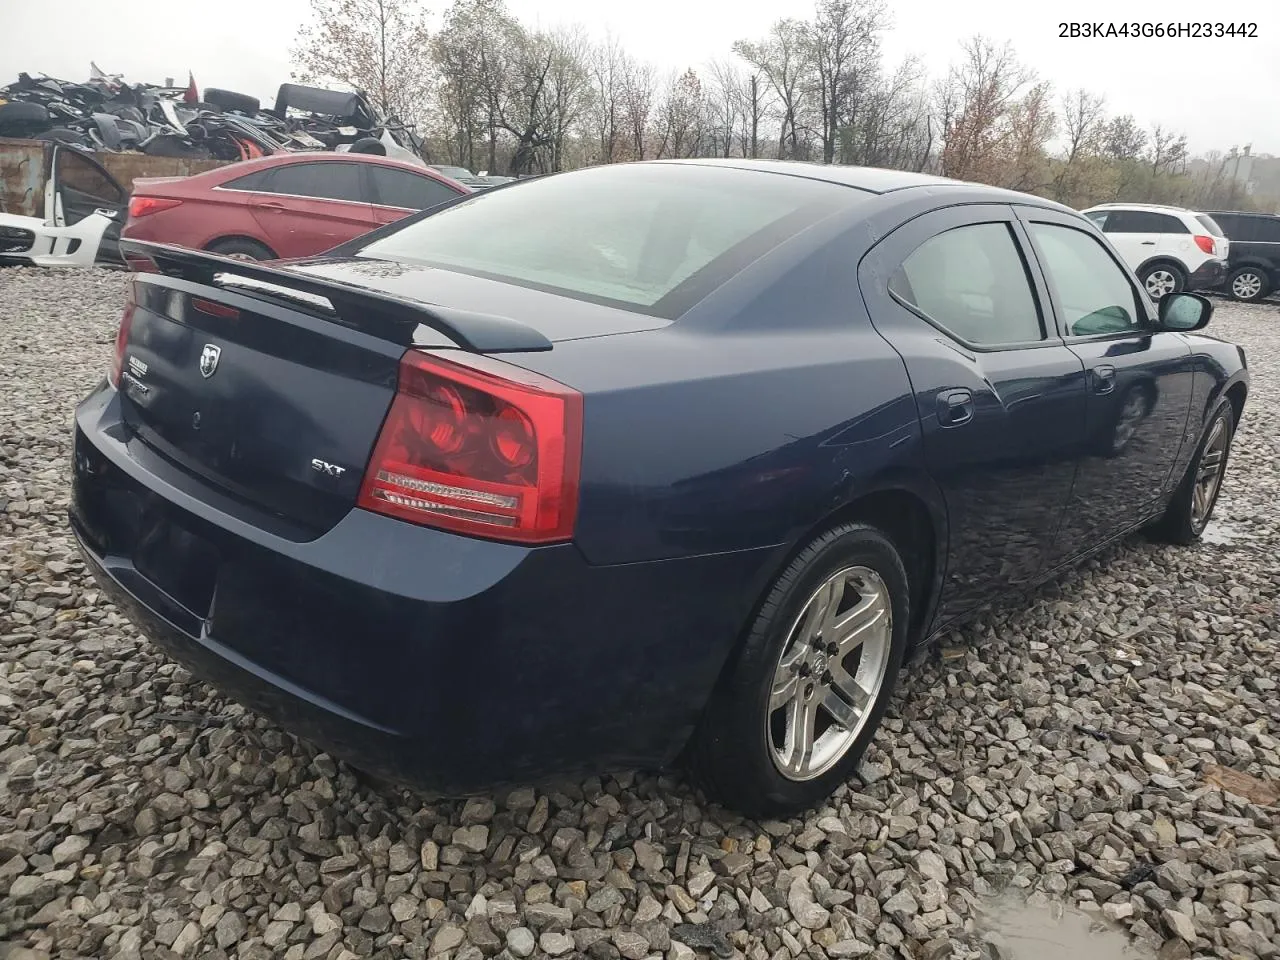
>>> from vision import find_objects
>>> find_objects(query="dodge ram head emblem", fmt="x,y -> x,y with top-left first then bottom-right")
199,344 -> 221,378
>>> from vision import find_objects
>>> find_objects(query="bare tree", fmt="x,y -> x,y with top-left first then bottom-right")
588,34 -> 625,163
1001,80 -> 1055,193
1149,124 -> 1188,176
620,56 -> 657,160
936,36 -> 1031,182
431,0 -> 521,171
1052,88 -> 1106,202
735,19 -> 810,159
292,0 -> 433,127
806,0 -> 886,163
655,69 -> 705,159
1102,114 -> 1147,162
705,59 -> 745,157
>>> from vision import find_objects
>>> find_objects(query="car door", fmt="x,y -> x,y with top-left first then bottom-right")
247,161 -> 377,257
1017,207 -> 1196,566
1097,209 -> 1168,271
45,146 -> 127,263
367,165 -> 466,226
859,205 -> 1089,624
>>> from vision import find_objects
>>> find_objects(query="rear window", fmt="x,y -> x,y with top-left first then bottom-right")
222,168 -> 276,192
357,164 -> 848,314
1195,214 -> 1225,237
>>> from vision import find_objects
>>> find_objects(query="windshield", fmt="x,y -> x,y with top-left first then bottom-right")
1196,214 -> 1225,237
358,163 -> 847,314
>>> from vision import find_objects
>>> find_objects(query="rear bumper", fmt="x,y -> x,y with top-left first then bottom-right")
1187,258 -> 1227,292
71,385 -> 773,792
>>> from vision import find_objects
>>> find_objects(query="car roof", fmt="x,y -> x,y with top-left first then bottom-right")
1205,209 -> 1279,218
654,158 -> 966,194
1086,202 -> 1196,214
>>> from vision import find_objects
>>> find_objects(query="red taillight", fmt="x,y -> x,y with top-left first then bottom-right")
358,350 -> 583,544
108,288 -> 137,388
1194,235 -> 1215,255
128,196 -> 183,219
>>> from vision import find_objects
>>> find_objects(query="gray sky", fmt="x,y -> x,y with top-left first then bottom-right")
4,0 -> 1278,154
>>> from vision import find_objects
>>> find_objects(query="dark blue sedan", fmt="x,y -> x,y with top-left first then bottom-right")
71,160 -> 1248,815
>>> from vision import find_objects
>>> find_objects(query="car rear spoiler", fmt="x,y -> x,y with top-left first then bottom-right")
118,240 -> 553,353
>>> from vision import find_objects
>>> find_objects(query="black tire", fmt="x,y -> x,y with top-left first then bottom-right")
1227,266 -> 1271,303
1138,261 -> 1185,301
204,88 -> 261,114
1149,398 -> 1235,545
206,237 -> 276,261
687,522 -> 911,817
348,136 -> 387,156
0,101 -> 52,137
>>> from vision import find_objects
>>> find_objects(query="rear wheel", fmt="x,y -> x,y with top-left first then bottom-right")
1228,266 -> 1270,303
206,237 -> 275,261
1150,398 -> 1234,545
1139,262 -> 1185,300
687,523 -> 910,817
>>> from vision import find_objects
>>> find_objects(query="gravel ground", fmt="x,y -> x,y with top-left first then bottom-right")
1,266 -> 1277,960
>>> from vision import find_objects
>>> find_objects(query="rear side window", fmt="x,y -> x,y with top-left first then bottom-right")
1084,211 -> 1108,229
1106,210 -> 1187,234
1195,215 -> 1225,237
369,167 -> 461,210
888,222 -> 1043,346
357,164 -> 848,314
222,168 -> 276,192
269,162 -> 366,203
1258,217 -> 1280,243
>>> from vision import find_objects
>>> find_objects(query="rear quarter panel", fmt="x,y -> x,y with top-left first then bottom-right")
513,207 -> 940,569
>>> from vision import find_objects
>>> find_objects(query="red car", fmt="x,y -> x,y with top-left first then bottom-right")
121,153 -> 470,260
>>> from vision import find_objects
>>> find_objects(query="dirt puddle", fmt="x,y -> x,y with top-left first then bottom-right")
976,894 -> 1153,960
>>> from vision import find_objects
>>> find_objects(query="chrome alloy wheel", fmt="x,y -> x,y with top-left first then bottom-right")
767,565 -> 892,781
1231,271 -> 1263,300
1192,417 -> 1229,531
1145,269 -> 1178,299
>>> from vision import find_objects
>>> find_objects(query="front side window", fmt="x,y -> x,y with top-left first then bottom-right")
888,222 -> 1043,346
269,162 -> 365,203
1029,222 -> 1146,337
358,164 -> 846,314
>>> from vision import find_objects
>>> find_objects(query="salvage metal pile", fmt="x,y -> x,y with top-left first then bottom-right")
0,268 -> 1278,959
0,65 -> 424,163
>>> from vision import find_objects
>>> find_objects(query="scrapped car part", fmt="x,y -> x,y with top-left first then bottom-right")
0,100 -> 52,137
0,209 -> 116,266
347,136 -> 387,155
204,88 -> 260,114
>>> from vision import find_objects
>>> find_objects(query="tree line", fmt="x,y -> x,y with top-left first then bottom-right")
292,0 -> 1271,212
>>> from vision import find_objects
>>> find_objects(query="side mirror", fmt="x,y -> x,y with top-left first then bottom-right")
1158,292 -> 1212,332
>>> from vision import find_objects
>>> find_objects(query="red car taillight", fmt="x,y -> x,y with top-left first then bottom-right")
1193,235 -> 1215,255
128,196 -> 183,219
358,350 -> 583,544
108,287 -> 137,388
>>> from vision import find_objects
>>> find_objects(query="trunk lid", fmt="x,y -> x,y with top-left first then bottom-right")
117,278 -> 404,536
113,240 -> 594,536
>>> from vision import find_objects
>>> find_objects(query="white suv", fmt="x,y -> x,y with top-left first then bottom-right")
1081,203 -> 1229,300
